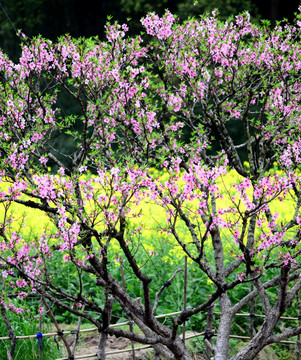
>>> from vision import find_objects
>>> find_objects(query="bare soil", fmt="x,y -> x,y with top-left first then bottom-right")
65,331 -> 203,360
63,332 -> 280,360
69,333 -> 153,360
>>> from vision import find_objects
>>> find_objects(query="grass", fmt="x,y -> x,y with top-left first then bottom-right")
0,313 -> 63,360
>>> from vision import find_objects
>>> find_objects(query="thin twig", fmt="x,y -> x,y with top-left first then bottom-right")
153,268 -> 183,314
42,297 -> 72,358
71,304 -> 86,358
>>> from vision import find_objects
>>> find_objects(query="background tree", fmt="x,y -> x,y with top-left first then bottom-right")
0,0 -> 300,60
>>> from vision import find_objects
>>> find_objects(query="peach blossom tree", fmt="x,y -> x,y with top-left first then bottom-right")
1,10 -> 301,360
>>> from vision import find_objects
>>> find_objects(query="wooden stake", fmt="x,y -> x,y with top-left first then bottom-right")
121,261 -> 136,360
71,304 -> 86,359
183,256 -> 188,344
296,287 -> 301,360
249,282 -> 255,339
39,297 -> 43,360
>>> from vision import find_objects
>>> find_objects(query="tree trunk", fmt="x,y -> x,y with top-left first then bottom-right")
230,308 -> 280,360
96,331 -> 107,360
214,294 -> 232,360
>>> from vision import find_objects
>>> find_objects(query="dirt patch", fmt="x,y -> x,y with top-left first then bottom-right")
64,331 -> 205,360
70,334 -> 152,360
254,346 -> 279,360
63,333 -> 280,360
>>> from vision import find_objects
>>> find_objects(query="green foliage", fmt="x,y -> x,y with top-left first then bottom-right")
0,313 -> 62,360
0,0 -> 45,60
177,0 -> 260,22
270,343 -> 295,360
120,0 -> 171,16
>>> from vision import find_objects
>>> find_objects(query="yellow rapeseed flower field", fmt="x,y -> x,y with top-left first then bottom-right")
0,167 -> 296,265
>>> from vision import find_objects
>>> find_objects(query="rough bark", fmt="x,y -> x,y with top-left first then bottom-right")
214,294 -> 233,360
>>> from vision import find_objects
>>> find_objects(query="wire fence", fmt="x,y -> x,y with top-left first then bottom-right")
1,309 -> 298,360
1,256 -> 301,360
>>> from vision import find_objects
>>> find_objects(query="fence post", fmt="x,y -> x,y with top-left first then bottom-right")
70,303 -> 86,359
121,260 -> 136,360
183,256 -> 188,344
39,297 -> 43,360
249,282 -> 255,339
296,288 -> 301,360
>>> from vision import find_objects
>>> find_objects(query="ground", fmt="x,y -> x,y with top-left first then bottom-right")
61,332 -> 280,360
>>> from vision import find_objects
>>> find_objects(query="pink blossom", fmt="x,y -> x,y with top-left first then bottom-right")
39,156 -> 48,165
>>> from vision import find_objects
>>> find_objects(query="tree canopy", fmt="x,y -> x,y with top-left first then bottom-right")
0,0 -> 299,60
